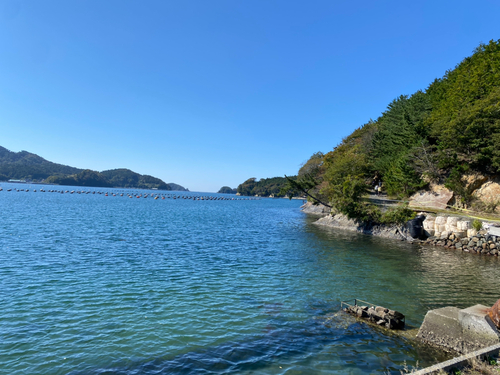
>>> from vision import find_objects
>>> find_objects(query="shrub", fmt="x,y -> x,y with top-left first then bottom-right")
472,219 -> 483,231
380,206 -> 416,225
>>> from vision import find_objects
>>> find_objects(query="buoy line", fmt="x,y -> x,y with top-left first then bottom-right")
0,187 -> 260,201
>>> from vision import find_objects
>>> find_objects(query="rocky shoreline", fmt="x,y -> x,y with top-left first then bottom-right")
425,231 -> 499,255
313,213 -> 410,241
301,202 -> 500,256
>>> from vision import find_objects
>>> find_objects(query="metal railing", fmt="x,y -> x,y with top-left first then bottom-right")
340,298 -> 374,310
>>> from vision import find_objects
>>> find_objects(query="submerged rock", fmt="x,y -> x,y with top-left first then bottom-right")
343,303 -> 405,330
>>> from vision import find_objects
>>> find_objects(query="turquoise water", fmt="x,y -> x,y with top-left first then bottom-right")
1,183 -> 499,374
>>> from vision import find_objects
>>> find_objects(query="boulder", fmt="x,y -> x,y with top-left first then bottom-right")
468,229 -> 478,237
301,202 -> 331,216
407,216 -> 425,238
409,188 -> 453,210
424,229 -> 435,237
473,180 -> 500,213
439,231 -> 451,240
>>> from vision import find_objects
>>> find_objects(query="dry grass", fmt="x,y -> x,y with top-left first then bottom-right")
454,356 -> 500,375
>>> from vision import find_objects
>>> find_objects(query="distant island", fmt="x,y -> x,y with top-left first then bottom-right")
217,186 -> 237,194
235,176 -> 298,197
0,146 -> 188,191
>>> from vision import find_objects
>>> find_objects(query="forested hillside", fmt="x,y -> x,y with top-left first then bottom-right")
101,169 -> 171,190
286,40 -> 500,221
237,176 -> 297,197
0,146 -> 82,180
0,146 -> 187,191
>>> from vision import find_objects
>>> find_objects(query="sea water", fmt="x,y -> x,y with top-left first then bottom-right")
1,183 -> 499,374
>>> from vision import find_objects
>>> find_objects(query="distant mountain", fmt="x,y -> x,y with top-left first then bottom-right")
0,146 -> 187,191
0,146 -> 82,180
167,183 -> 189,192
101,169 -> 170,190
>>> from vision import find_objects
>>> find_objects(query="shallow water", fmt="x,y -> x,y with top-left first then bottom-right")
1,183 -> 499,374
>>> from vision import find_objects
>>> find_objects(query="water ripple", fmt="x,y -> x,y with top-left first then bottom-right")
1,184 -> 499,374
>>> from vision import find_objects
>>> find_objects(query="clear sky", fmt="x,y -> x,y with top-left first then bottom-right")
1,0 -> 499,192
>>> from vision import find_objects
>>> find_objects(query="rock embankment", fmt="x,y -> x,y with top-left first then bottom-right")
313,213 -> 410,241
305,208 -> 500,256
423,215 -> 500,256
300,201 -> 331,216
425,231 -> 500,255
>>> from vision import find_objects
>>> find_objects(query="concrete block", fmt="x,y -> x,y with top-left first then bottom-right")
417,307 -> 465,353
436,224 -> 447,233
445,224 -> 458,232
435,216 -> 447,225
459,304 -> 500,349
489,226 -> 500,236
423,220 -> 435,230
458,221 -> 472,231
418,305 -> 500,354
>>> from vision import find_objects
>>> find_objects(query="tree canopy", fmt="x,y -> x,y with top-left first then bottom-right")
218,186 -> 237,194
287,39 -> 500,219
236,176 -> 297,197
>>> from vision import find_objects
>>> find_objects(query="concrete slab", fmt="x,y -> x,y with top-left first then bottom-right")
418,305 -> 500,354
459,304 -> 500,349
489,226 -> 500,236
417,307 -> 465,353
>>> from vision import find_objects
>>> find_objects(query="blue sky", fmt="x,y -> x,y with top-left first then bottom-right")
1,0 -> 499,192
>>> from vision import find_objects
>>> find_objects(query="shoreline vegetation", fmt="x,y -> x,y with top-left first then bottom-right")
280,40 -> 500,246
0,146 -> 188,191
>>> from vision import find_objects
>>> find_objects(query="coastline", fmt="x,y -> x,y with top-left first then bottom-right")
301,201 -> 411,241
301,202 -> 500,256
